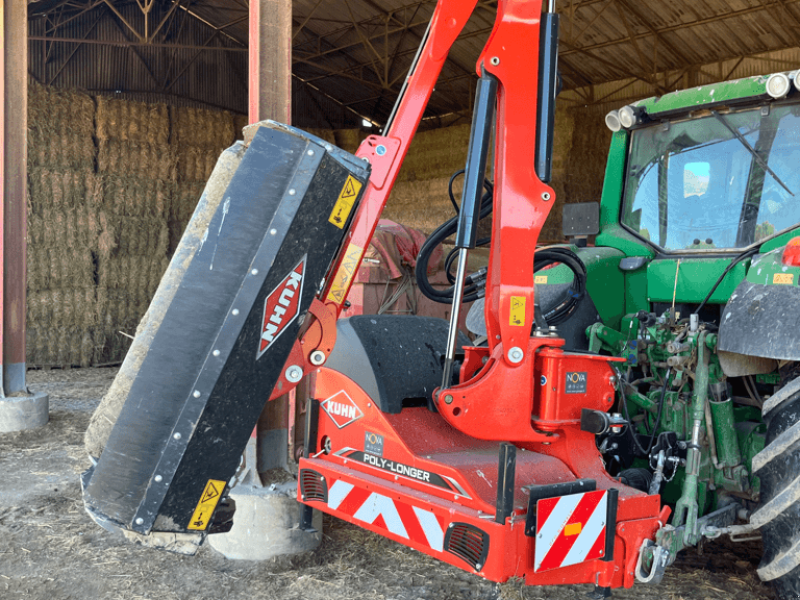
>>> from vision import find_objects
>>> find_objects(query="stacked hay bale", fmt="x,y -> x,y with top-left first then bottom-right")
383,124 -> 474,235
26,83 -> 101,368
170,107 -> 238,254
94,97 -> 174,362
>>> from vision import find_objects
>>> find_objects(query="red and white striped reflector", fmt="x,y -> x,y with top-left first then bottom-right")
327,479 -> 447,552
534,490 -> 608,572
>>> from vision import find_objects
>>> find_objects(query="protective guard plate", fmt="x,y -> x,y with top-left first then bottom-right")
83,122 -> 369,536
719,278 -> 800,361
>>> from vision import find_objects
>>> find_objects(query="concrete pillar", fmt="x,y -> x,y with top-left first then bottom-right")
0,0 -> 48,432
210,0 -> 318,560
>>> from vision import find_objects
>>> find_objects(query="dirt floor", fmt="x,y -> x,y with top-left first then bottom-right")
0,367 -> 775,600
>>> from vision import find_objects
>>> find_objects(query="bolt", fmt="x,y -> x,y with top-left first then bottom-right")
444,394 -> 454,404
310,350 -> 326,366
173,432 -> 181,440
490,56 -> 500,66
286,365 -> 303,382
232,309 -> 240,316
508,346 -> 524,363
307,150 -> 315,156
135,518 -> 144,525
541,192 -> 552,201
155,475 -> 163,483
213,349 -> 220,357
269,228 -> 277,236
288,189 -> 296,196
193,390 -> 201,398
376,144 -> 387,156
251,268 -> 259,275
609,376 -> 618,385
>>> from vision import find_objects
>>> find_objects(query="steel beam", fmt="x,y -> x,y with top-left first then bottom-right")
249,0 -> 291,125
0,0 -> 48,431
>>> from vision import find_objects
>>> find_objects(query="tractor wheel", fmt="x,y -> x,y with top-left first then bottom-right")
752,374 -> 800,598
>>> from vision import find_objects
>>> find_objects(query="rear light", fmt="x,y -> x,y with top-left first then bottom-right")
782,237 -> 800,267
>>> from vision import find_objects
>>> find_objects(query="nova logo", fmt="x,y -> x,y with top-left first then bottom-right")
257,256 -> 306,359
321,390 -> 364,429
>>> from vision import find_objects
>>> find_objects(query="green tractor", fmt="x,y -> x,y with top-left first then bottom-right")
429,71 -> 800,596
557,72 -> 800,595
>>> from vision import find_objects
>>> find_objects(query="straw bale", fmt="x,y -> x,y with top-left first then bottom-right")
97,212 -> 169,258
97,139 -> 177,180
233,114 -> 249,140
27,287 -> 98,330
97,256 -> 169,293
26,326 -> 104,368
171,105 -> 235,149
172,181 -> 206,224
96,285 -> 159,330
28,126 -> 96,171
28,168 -> 100,214
28,205 -> 99,249
100,175 -> 172,218
98,327 -> 134,364
306,128 -> 337,145
176,146 -> 222,182
334,129 -> 367,154
27,247 -> 95,291
96,97 -> 169,145
28,83 -> 94,138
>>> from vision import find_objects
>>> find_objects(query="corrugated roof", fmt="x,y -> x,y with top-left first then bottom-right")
27,0 -> 800,126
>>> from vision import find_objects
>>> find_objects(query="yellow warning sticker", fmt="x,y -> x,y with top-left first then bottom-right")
187,479 -> 226,531
326,243 -> 364,303
564,522 -> 582,536
510,296 -> 526,327
329,175 -> 362,229
774,272 -> 794,285
534,275 -> 548,284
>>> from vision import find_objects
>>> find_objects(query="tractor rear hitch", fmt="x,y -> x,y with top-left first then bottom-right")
635,539 -> 670,585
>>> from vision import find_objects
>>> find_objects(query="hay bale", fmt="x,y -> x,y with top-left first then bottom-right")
306,128 -> 336,145
172,181 -> 206,224
233,114 -> 249,141
97,212 -> 169,258
171,105 -> 235,149
97,139 -> 176,180
96,96 -> 169,145
334,129 -> 367,154
100,175 -> 172,218
28,168 -> 100,214
98,327 -> 133,364
97,256 -> 169,293
28,127 -> 96,171
27,205 -> 99,249
176,146 -> 222,182
27,247 -> 95,291
26,326 -> 104,368
28,82 -> 94,138
26,287 -> 98,330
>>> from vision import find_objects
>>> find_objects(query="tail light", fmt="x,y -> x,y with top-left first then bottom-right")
782,237 -> 800,267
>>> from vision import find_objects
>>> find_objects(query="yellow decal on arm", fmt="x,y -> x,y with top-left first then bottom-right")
329,175 -> 362,229
774,273 -> 794,285
534,275 -> 548,284
326,243 -> 364,303
510,296 -> 526,327
187,479 -> 226,531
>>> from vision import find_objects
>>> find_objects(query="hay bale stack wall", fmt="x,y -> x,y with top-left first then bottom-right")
26,84 -> 249,367
26,84 -> 608,368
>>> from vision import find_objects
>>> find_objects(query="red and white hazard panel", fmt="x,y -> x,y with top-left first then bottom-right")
534,490 -> 608,572
327,479 -> 446,552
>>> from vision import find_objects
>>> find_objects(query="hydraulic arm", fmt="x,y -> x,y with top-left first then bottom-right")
84,0 -> 668,592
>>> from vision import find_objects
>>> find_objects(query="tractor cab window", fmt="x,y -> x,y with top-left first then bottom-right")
621,103 -> 800,251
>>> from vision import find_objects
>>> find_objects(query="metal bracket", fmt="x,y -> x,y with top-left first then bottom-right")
635,539 -> 669,585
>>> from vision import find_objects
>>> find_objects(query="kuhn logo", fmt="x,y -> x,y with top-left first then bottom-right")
321,391 -> 363,429
257,256 -> 306,359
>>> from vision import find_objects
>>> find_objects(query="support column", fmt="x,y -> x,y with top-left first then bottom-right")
210,0 -> 322,560
0,0 -> 48,432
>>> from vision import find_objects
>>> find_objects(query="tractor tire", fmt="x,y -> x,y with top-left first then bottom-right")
751,375 -> 800,598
